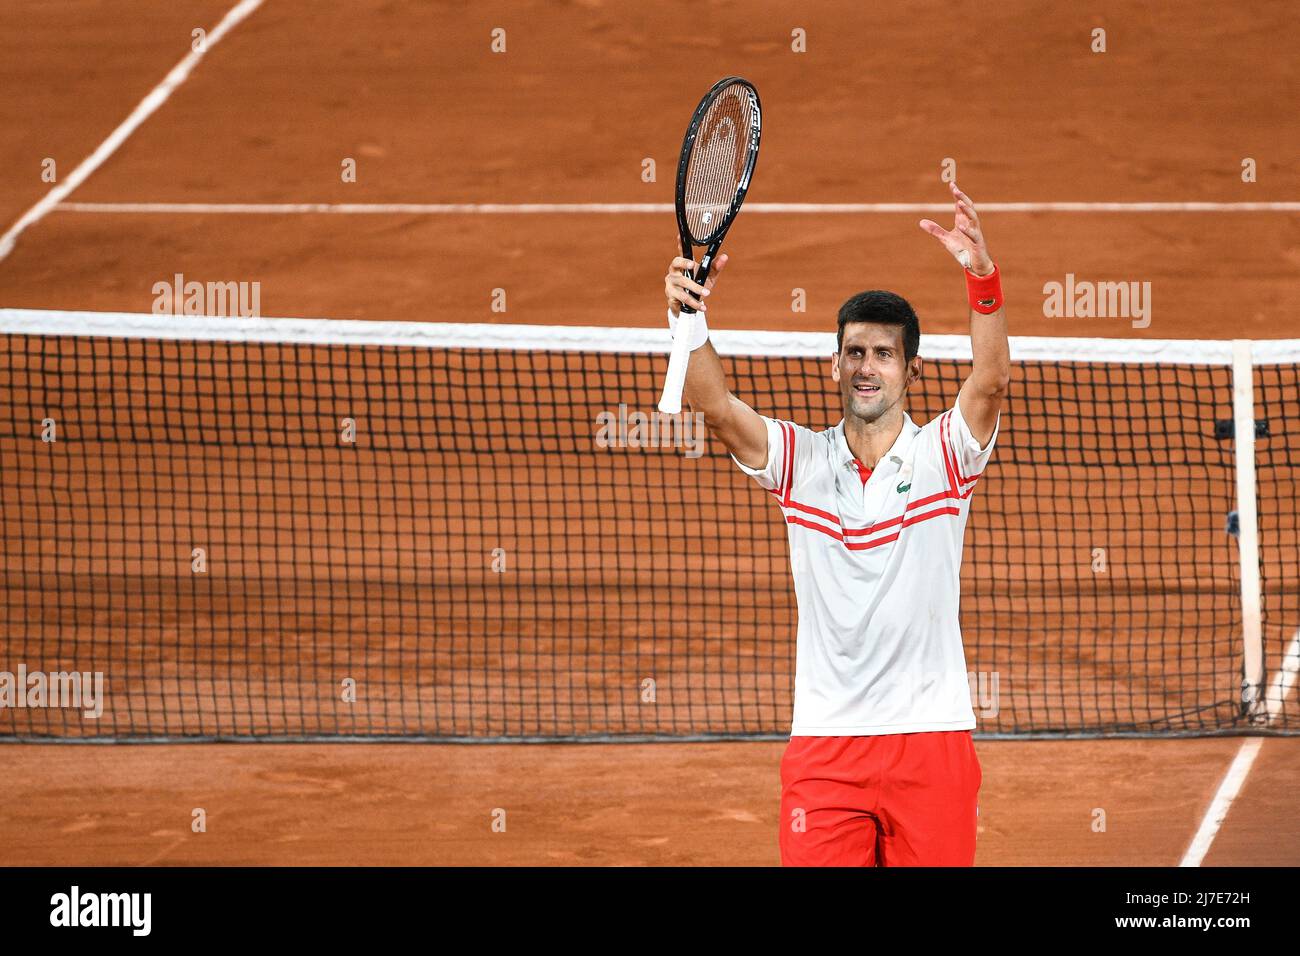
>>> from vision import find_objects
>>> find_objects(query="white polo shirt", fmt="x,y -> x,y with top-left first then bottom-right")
734,400 -> 998,736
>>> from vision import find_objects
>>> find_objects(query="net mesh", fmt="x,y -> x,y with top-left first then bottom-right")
0,313 -> 1296,740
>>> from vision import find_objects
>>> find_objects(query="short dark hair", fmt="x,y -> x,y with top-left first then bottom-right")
836,290 -> 921,361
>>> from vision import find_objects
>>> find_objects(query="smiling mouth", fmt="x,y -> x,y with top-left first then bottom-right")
853,382 -> 881,396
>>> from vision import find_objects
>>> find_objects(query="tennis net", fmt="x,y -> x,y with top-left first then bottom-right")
1,309 -> 1296,740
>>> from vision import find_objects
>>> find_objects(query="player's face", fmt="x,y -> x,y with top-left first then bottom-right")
833,323 -> 916,423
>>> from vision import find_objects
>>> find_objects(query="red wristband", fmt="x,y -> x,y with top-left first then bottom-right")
965,263 -> 1003,314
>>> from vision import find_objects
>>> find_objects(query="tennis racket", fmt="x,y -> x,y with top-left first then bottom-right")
657,76 -> 762,414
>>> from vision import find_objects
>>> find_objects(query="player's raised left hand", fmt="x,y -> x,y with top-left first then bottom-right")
919,182 -> 994,276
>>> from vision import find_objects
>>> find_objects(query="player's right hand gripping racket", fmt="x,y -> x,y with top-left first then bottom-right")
658,76 -> 762,414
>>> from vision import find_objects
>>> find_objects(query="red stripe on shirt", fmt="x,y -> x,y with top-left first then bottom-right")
783,486 -> 963,536
846,504 -> 963,547
939,411 -> 962,495
781,421 -> 795,505
787,503 -> 961,550
786,514 -> 845,541
942,408 -> 982,487
765,415 -> 981,531
784,496 -> 842,524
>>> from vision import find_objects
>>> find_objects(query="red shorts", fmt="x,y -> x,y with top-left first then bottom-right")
779,731 -> 981,867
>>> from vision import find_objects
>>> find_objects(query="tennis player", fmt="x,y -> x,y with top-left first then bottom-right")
662,182 -> 1008,866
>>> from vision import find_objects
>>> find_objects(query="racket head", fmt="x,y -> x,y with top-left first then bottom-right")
675,77 -> 762,249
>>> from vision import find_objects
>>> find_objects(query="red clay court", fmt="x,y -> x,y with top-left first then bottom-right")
0,1 -> 1297,866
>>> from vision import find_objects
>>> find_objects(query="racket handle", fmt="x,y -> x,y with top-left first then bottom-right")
658,312 -> 694,414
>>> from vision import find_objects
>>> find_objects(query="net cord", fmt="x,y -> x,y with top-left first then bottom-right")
4,309 -> 1300,366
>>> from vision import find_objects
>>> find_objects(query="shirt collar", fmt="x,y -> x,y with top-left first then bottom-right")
832,413 -> 920,471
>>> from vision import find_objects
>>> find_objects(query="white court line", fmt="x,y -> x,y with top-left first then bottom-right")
52,200 -> 1300,215
1180,738 -> 1263,867
0,0 -> 265,262
1179,627 -> 1300,866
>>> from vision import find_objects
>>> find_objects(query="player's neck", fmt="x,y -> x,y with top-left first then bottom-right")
843,408 -> 905,470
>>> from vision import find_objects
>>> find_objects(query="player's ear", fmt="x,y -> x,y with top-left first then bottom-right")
830,351 -> 841,382
908,355 -> 923,386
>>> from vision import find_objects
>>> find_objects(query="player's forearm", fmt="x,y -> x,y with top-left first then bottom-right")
682,339 -> 733,420
967,301 -> 1010,394
683,341 -> 768,468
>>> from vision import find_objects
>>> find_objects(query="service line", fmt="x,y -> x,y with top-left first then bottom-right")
52,200 -> 1300,215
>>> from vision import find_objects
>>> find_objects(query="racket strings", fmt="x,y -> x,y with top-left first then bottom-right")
683,85 -> 754,244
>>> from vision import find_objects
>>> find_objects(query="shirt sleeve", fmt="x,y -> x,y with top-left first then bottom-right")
730,416 -> 804,498
941,398 -> 999,491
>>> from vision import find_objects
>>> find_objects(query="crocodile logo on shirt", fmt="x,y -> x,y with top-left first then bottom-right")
895,460 -> 913,494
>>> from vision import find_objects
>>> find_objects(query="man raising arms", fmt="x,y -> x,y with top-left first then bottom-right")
662,182 -> 1010,866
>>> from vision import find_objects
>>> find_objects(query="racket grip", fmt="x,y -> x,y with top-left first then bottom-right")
658,312 -> 695,414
